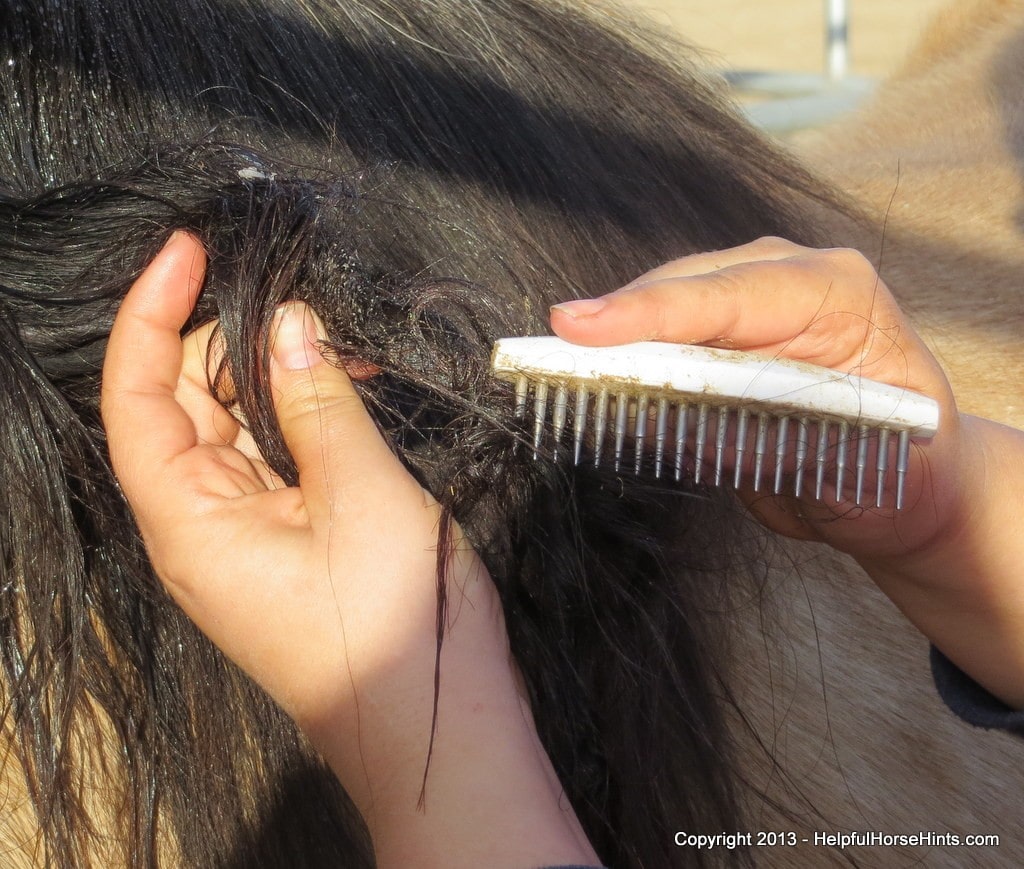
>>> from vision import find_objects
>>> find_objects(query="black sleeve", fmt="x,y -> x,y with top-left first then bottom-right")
931,646 -> 1024,736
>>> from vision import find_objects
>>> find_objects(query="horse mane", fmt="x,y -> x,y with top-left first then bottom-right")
0,1 -> 847,865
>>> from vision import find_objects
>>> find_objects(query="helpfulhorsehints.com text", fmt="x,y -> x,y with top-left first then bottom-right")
673,830 -> 1001,851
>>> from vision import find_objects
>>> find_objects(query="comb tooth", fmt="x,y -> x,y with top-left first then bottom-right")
532,380 -> 549,459
896,429 -> 911,510
734,407 -> 750,489
634,393 -> 650,475
694,403 -> 710,484
836,420 -> 850,502
674,402 -> 689,482
572,386 -> 589,465
551,385 -> 569,461
875,427 -> 891,508
514,375 -> 529,418
714,406 -> 730,487
794,417 -> 809,498
774,415 -> 790,495
753,412 -> 769,492
654,397 -> 670,479
613,392 -> 628,472
855,424 -> 870,505
592,389 -> 609,469
815,420 -> 829,502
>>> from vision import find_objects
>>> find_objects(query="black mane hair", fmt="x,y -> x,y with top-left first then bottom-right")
0,1 -> 843,865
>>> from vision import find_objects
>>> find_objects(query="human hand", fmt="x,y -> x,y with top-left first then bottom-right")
551,236 -> 1024,708
100,231 -> 500,783
550,236 -> 964,559
102,232 -> 598,866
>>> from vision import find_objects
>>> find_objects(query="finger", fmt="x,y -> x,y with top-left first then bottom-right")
178,320 -> 286,490
270,302 -> 402,524
178,321 -> 239,445
549,236 -> 807,336
102,232 -> 207,502
551,247 -> 899,367
618,236 -> 808,287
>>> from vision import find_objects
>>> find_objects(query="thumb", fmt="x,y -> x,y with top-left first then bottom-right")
270,302 -> 394,524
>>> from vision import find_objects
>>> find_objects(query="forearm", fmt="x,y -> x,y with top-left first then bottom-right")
306,580 -> 599,868
358,678 -> 596,868
861,414 -> 1024,708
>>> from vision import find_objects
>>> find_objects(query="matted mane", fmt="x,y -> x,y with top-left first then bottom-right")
12,1 -> 1021,867
0,2 -> 847,865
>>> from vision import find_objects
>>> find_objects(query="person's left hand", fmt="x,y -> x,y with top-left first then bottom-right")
101,231 -> 506,788
101,232 -> 599,868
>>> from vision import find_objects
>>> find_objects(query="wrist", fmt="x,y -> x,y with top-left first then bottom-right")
299,562 -> 516,798
858,413 -> 988,588
858,414 -> 1024,707
292,562 -> 599,867
313,644 -> 598,867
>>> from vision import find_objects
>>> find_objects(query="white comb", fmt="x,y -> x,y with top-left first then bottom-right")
490,337 -> 940,509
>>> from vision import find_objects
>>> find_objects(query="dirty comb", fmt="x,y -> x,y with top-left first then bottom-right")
490,337 -> 940,509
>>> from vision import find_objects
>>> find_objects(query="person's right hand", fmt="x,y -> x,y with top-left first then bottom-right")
551,236 -> 1024,708
551,236 -> 963,557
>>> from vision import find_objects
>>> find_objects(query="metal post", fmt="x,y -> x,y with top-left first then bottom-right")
826,0 -> 848,80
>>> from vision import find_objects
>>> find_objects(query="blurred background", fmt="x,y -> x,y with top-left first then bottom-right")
615,0 -> 950,130
622,0 -> 947,76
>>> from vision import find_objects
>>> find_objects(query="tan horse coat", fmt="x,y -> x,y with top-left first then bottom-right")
728,2 -> 1024,864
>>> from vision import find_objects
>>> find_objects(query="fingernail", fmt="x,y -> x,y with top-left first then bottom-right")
550,298 -> 608,319
272,303 -> 326,370
165,228 -> 191,249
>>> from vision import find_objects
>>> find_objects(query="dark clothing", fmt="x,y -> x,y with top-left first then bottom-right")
932,646 -> 1024,735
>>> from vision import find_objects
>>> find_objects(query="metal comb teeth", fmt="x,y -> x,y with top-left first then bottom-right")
509,380 -> 918,507
491,337 -> 941,510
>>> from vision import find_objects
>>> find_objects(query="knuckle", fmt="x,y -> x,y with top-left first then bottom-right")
650,293 -> 672,341
748,235 -> 803,257
98,386 -> 121,428
98,399 -> 114,436
633,281 -> 683,340
276,383 -> 324,421
822,246 -> 875,280
277,378 -> 362,429
704,273 -> 744,335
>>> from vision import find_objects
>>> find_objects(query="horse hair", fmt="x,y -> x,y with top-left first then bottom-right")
0,1 -> 846,865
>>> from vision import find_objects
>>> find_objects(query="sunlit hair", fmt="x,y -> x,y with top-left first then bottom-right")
0,1 -> 845,865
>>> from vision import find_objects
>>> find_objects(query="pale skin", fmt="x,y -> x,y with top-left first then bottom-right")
102,231 -> 1023,863
552,235 -> 1024,710
100,232 -> 599,868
